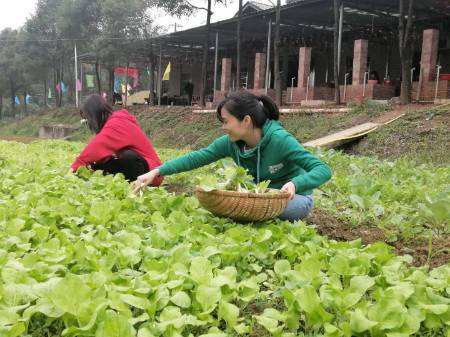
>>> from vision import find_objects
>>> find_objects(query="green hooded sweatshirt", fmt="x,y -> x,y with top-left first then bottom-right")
158,120 -> 332,195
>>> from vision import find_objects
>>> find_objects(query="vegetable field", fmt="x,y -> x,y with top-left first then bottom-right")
0,140 -> 449,337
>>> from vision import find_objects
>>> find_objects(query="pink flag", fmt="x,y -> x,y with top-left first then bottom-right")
76,79 -> 82,91
56,83 -> 61,93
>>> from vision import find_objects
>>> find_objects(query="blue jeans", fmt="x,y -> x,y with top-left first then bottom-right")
279,194 -> 314,222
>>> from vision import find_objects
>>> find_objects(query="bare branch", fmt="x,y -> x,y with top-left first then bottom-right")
185,0 -> 210,12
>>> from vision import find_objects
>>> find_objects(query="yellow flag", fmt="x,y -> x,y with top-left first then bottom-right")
162,62 -> 171,81
121,84 -> 132,96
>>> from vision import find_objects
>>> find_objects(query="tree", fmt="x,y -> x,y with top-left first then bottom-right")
236,0 -> 242,90
0,77 -> 7,118
25,0 -> 64,107
398,0 -> 414,104
333,0 -> 342,104
142,16 -> 163,107
199,0 -> 213,106
92,0 -> 157,99
0,29 -> 25,118
273,0 -> 282,106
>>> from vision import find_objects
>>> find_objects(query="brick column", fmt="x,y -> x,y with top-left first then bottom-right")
298,47 -> 312,88
254,53 -> 266,89
352,39 -> 368,85
421,29 -> 440,81
220,58 -> 232,91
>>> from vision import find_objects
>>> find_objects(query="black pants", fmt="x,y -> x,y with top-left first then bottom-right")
91,149 -> 149,182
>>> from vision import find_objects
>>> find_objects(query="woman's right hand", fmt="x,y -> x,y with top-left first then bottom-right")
133,168 -> 160,193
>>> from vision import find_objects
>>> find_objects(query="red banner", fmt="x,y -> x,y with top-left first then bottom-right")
114,67 -> 139,80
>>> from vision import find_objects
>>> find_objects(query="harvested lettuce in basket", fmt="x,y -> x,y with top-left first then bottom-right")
198,162 -> 271,193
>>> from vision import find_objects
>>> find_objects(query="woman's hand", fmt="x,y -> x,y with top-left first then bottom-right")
133,169 -> 160,193
281,181 -> 296,200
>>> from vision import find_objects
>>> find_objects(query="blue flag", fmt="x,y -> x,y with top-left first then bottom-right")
114,78 -> 121,93
15,96 -> 20,105
26,94 -> 31,104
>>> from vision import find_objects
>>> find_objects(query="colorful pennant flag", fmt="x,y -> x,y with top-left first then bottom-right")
86,75 -> 95,88
163,62 -> 171,81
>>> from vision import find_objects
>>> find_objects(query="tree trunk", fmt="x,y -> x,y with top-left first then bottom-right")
274,0 -> 282,106
124,59 -> 129,107
95,60 -> 102,95
333,0 -> 341,104
59,50 -> 64,107
148,55 -> 155,106
400,51 -> 413,103
55,40 -> 62,108
0,95 -> 3,119
200,0 -> 212,107
53,64 -> 58,108
109,66 -> 115,104
44,78 -> 47,108
398,0 -> 414,104
23,89 -> 27,117
236,0 -> 242,89
282,46 -> 288,90
56,61 -> 61,108
10,81 -> 16,119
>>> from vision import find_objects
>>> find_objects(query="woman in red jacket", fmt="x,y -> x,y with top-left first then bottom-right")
71,94 -> 163,185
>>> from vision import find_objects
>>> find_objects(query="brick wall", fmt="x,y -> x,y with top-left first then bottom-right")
298,47 -> 312,88
353,39 -> 368,85
412,80 -> 450,101
221,58 -> 233,92
421,29 -> 440,81
339,84 -> 395,102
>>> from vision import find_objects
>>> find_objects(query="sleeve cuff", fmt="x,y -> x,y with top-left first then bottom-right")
292,176 -> 306,193
158,164 -> 171,176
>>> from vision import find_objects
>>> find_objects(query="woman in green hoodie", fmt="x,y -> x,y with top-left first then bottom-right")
134,91 -> 332,221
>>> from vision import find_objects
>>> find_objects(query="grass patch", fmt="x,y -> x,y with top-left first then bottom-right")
353,104 -> 450,165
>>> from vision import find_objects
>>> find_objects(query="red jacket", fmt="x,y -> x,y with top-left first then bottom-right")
71,109 -> 163,186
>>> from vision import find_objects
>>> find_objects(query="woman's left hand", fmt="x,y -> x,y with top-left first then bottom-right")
281,181 -> 296,200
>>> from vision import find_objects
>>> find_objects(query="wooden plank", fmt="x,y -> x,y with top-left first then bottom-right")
303,122 -> 380,148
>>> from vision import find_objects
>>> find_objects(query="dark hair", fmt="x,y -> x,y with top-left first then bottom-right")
80,94 -> 113,133
216,91 -> 279,128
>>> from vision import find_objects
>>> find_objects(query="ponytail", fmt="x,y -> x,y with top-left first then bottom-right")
258,95 -> 279,121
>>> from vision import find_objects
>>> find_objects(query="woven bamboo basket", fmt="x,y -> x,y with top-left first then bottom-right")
195,188 -> 291,222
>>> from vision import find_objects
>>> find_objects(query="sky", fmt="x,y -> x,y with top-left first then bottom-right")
0,0 -> 38,31
0,0 -> 276,33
